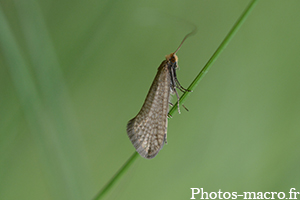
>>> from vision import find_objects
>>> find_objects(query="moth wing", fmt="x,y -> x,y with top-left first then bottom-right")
127,61 -> 171,159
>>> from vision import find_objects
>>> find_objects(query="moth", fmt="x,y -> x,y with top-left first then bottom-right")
126,31 -> 194,159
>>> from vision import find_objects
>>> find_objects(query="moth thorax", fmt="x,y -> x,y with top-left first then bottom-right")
165,53 -> 178,63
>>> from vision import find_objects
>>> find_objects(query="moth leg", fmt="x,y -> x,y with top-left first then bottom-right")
172,65 -> 192,93
182,104 -> 189,112
164,133 -> 168,144
176,85 -> 188,93
170,67 -> 181,114
174,88 -> 181,114
170,101 -> 188,112
175,77 -> 192,92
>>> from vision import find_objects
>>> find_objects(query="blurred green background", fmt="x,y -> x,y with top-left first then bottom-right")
1,0 -> 300,200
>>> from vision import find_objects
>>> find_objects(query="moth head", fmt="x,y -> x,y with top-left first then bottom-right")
165,53 -> 178,64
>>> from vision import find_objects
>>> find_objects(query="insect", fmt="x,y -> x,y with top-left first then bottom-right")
126,31 -> 195,159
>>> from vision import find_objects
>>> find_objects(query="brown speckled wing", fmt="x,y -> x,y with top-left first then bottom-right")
127,60 -> 171,159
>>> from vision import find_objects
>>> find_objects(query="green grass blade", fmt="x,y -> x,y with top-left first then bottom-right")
93,0 -> 259,199
169,0 -> 260,116
1,0 -> 91,199
92,152 -> 139,200
15,0 -> 91,198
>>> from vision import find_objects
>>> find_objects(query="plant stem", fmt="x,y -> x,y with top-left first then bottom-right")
93,0 -> 259,199
92,152 -> 139,200
169,0 -> 259,116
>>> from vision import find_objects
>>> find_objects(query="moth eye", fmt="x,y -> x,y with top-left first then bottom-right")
171,56 -> 176,63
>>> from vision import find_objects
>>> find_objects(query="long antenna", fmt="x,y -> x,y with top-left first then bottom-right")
173,27 -> 197,54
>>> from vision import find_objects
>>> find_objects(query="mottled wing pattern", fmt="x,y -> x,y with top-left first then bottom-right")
127,60 -> 171,159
